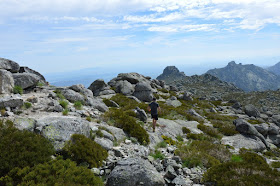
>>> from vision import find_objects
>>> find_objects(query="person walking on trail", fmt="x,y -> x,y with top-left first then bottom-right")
148,98 -> 161,132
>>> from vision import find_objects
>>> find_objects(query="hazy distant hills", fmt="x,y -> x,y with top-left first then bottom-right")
267,62 -> 280,76
206,61 -> 280,92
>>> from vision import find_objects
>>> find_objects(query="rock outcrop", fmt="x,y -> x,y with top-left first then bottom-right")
0,69 -> 14,94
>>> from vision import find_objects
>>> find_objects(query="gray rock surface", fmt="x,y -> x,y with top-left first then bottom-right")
88,79 -> 115,96
254,123 -> 269,137
272,115 -> 280,127
0,94 -> 23,108
234,119 -> 269,149
19,66 -> 46,83
35,116 -> 91,151
61,89 -> 84,103
0,69 -> 14,94
133,82 -> 153,102
115,80 -> 134,95
95,137 -> 114,150
13,73 -> 40,89
135,107 -> 148,122
244,104 -> 261,118
0,58 -> 20,72
166,99 -> 182,108
106,157 -> 165,186
13,117 -> 36,132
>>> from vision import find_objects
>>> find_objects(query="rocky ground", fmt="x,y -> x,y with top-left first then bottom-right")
1,58 -> 280,185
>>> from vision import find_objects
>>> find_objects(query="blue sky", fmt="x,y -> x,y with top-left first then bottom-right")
0,0 -> 280,76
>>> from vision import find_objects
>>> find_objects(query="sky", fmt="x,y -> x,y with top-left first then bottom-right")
0,0 -> 280,77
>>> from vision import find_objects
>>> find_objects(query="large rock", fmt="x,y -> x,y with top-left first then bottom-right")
222,134 -> 266,152
94,137 -> 113,150
19,66 -> 46,83
0,69 -> 14,94
106,157 -> 165,186
70,84 -> 93,98
166,97 -> 182,108
0,94 -> 23,108
115,73 -> 150,84
254,123 -> 269,137
271,115 -> 280,127
133,82 -> 153,102
88,79 -> 115,96
244,104 -> 260,118
13,117 -> 36,132
35,116 -> 91,151
13,73 -> 40,89
0,58 -> 20,73
61,89 -> 84,103
87,97 -> 109,112
115,80 -> 134,95
233,119 -> 269,149
135,107 -> 148,122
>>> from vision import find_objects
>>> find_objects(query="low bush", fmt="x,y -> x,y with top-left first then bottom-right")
0,158 -> 103,186
54,89 -> 65,99
158,88 -> 169,93
176,135 -> 184,142
59,99 -> 68,109
271,161 -> 280,168
104,108 -> 149,145
175,140 -> 232,168
23,102 -> 32,109
182,127 -> 191,134
62,134 -> 108,168
247,119 -> 263,125
156,141 -> 167,149
0,120 -> 55,177
150,150 -> 165,160
96,130 -> 104,137
103,98 -> 115,107
186,133 -> 214,141
13,86 -> 23,95
162,135 -> 176,145
203,151 -> 280,185
74,101 -> 83,110
197,124 -> 222,139
62,109 -> 69,116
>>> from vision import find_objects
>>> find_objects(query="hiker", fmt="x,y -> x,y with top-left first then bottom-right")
148,97 -> 161,132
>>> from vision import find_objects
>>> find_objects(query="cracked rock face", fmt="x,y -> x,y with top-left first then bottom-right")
106,157 -> 165,186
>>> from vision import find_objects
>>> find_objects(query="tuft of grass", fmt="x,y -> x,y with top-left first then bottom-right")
0,108 -> 6,116
54,89 -> 65,100
74,101 -> 83,110
247,119 -> 262,125
161,135 -> 176,145
182,127 -> 191,134
197,124 -> 222,139
176,135 -> 184,142
86,116 -> 92,122
156,141 -> 167,149
150,150 -> 165,160
271,161 -> 280,168
13,86 -> 23,95
231,155 -> 243,162
96,130 -> 104,138
62,109 -> 69,116
59,100 -> 68,109
23,102 -> 32,109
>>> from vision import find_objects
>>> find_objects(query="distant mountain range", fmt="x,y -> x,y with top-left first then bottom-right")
206,61 -> 280,92
267,62 -> 280,76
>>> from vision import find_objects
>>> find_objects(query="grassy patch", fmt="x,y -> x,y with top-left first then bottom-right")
59,100 -> 68,109
161,135 -> 176,145
247,119 -> 263,125
182,127 -> 191,134
197,124 -> 222,139
74,101 -> 83,110
13,86 -> 23,95
23,102 -> 32,109
150,150 -> 165,160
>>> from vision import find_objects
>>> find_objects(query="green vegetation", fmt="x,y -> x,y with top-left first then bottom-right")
186,133 -> 214,141
205,113 -> 238,136
54,89 -> 65,99
62,109 -> 69,116
109,94 -> 146,111
86,116 -> 92,122
182,127 -> 191,134
158,88 -> 169,93
74,101 -> 83,110
0,158 -> 103,186
155,141 -> 167,149
0,108 -> 6,116
0,120 -> 55,177
175,140 -> 231,168
203,151 -> 280,186
161,135 -> 176,145
104,108 -> 149,145
62,134 -> 108,168
271,161 -> 280,168
197,124 -> 222,139
37,82 -> 45,87
13,85 -> 23,95
96,130 -> 104,137
23,102 -> 32,109
150,150 -> 165,160
176,135 -> 184,142
247,119 -> 263,124
59,99 -> 68,109
231,155 -> 243,162
103,98 -> 115,107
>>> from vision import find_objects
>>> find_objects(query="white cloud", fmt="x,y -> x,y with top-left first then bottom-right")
44,37 -> 92,44
16,16 -> 103,23
148,24 -> 216,32
124,12 -> 184,23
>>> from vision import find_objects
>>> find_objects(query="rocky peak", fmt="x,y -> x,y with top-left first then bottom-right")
156,66 -> 186,84
267,61 -> 280,76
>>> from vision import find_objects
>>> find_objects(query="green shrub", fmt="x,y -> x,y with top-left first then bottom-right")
86,116 -> 92,122
62,134 -> 108,168
197,124 -> 222,139
96,130 -> 104,137
271,161 -> 280,168
175,140 -> 232,168
231,155 -> 243,162
13,86 -> 23,95
186,133 -> 214,141
150,150 -> 165,160
162,135 -> 176,145
37,82 -> 45,87
23,102 -> 32,109
104,108 -> 149,145
103,98 -> 115,107
54,89 -> 65,99
74,101 -> 83,110
0,120 -> 55,177
62,109 -> 69,116
0,108 -> 6,116
153,93 -> 160,99
59,99 -> 68,109
156,141 -> 167,149
182,127 -> 191,134
0,158 -> 103,186
176,135 -> 184,142
203,152 -> 280,186
110,94 -> 139,110
212,120 -> 239,136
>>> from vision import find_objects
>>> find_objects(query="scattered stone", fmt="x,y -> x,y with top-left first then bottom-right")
165,165 -> 177,179
135,107 -> 148,122
133,82 -> 153,102
244,104 -> 260,118
0,94 -> 23,108
88,79 -> 115,96
115,80 -> 134,95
